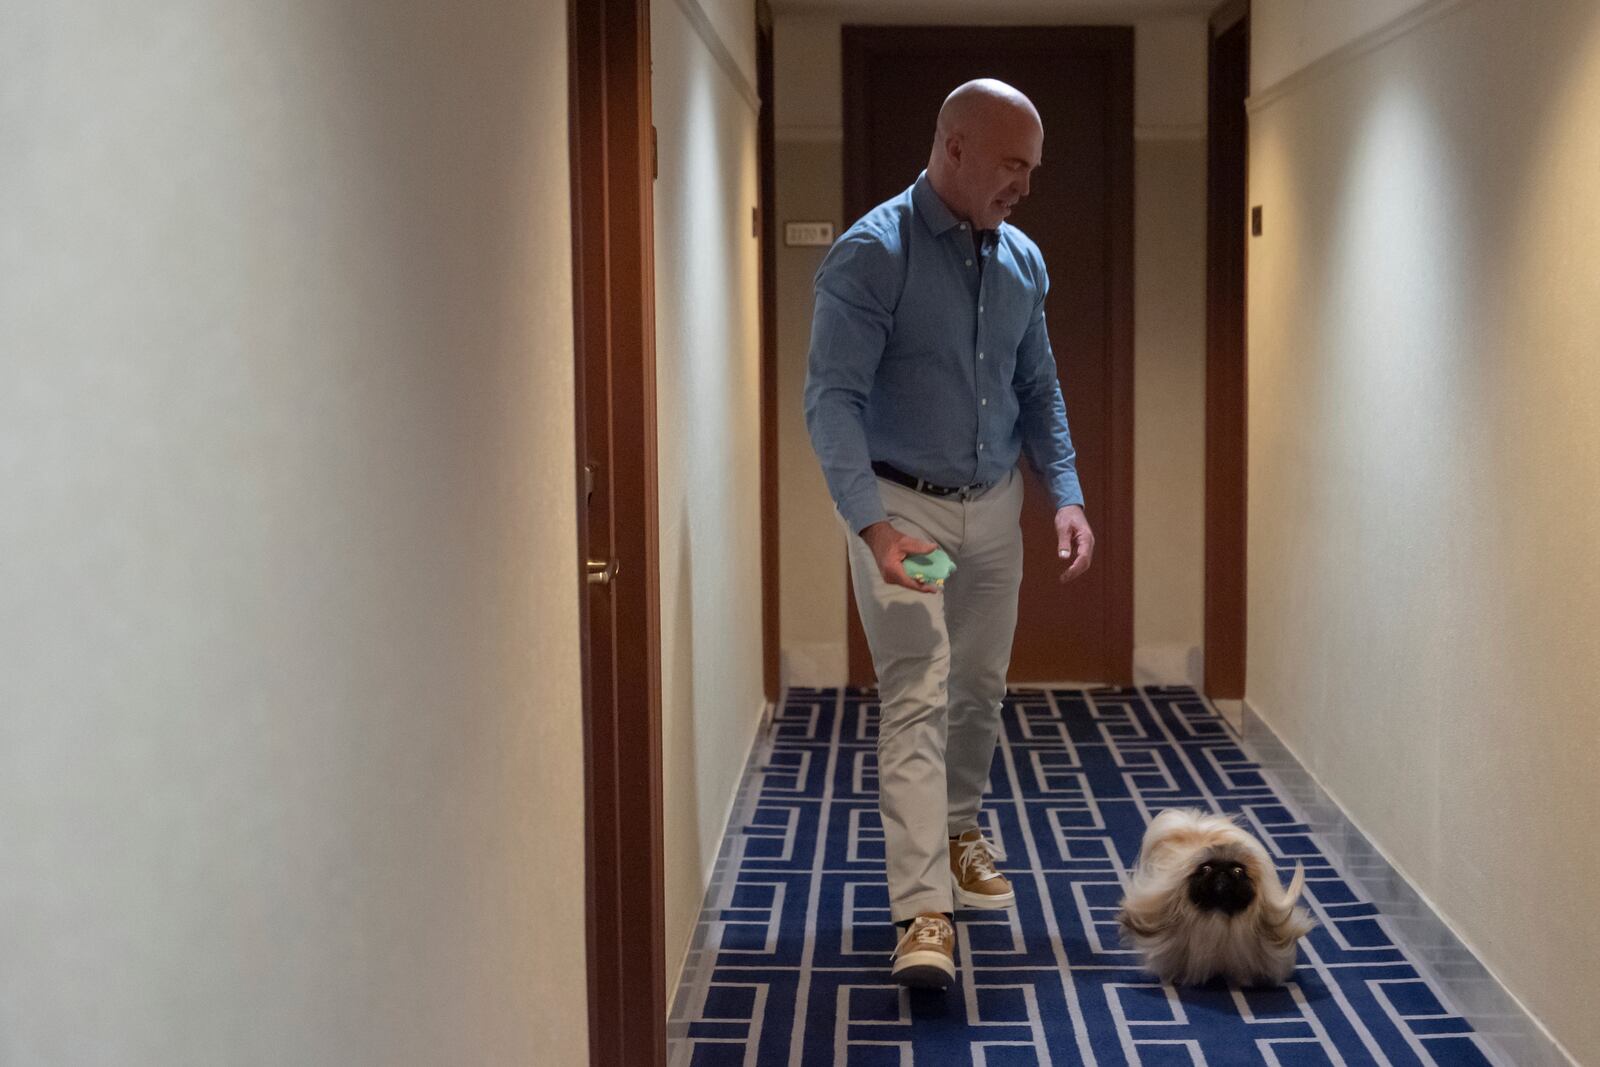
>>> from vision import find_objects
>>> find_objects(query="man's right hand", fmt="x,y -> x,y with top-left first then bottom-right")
859,521 -> 941,595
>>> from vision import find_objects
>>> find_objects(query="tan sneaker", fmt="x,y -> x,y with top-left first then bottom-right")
890,913 -> 956,989
950,829 -> 1016,909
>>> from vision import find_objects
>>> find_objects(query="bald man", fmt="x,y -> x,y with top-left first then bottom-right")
803,79 -> 1094,989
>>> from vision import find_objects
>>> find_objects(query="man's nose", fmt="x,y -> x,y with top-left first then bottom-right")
1014,171 -> 1031,198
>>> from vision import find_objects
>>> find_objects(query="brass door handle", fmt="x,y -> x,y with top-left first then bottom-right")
586,558 -> 619,586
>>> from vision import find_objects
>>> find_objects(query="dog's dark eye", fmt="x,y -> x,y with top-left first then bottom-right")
1199,864 -> 1213,875
1231,866 -> 1244,877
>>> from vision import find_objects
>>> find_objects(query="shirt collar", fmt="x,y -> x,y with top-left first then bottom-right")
913,171 -> 964,237
913,170 -> 1002,244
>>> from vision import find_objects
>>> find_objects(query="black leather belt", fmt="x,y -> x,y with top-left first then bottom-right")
871,460 -> 989,499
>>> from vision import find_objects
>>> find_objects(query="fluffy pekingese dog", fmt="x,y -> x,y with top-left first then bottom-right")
1117,808 -> 1315,986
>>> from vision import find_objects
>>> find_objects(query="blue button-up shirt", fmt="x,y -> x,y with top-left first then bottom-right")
803,171 -> 1084,533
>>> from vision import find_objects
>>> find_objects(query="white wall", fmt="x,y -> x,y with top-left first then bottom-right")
774,12 -> 1210,687
774,130 -> 849,683
652,0 -> 769,1004
0,2 -> 586,1065
1248,0 -> 1600,1060
1132,18 -> 1209,683
1251,0 -> 1432,92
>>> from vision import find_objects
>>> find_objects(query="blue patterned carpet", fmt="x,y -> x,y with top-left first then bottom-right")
676,686 -> 1494,1066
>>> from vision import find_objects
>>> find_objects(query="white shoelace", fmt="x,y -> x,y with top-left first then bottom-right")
955,833 -> 1007,883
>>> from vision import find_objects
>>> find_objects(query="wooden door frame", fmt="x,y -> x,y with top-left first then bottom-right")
568,0 -> 667,1064
1204,0 -> 1249,699
758,1 -> 780,702
840,25 -> 1136,686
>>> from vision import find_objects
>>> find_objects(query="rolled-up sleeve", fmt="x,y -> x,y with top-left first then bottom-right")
1012,263 -> 1085,512
802,232 -> 901,533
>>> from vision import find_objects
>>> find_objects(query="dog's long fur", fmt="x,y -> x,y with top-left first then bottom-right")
1117,808 -> 1315,986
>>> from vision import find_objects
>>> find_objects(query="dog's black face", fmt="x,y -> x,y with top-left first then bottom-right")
1186,857 -> 1256,915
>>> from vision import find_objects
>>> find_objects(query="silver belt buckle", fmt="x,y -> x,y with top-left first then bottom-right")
959,482 -> 985,502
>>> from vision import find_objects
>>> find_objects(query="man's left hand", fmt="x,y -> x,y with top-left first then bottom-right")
1055,505 -> 1094,583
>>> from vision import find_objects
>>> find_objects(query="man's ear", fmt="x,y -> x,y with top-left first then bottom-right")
946,134 -> 963,168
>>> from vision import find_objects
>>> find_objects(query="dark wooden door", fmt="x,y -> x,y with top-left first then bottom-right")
758,2 -> 781,701
842,27 -> 1135,685
569,0 -> 667,1063
1205,3 -> 1249,699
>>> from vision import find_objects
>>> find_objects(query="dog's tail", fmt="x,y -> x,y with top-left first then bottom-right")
1281,862 -> 1306,908
1264,862 -> 1316,944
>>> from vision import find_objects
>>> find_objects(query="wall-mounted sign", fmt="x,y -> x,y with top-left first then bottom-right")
784,221 -> 835,247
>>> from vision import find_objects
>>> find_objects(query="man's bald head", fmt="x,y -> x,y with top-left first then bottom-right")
935,79 -> 1041,142
926,79 -> 1044,230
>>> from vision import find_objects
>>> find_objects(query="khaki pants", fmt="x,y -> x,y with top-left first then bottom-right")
843,467 -> 1025,922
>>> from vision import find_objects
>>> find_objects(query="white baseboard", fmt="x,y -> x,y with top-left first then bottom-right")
666,692 -> 778,1063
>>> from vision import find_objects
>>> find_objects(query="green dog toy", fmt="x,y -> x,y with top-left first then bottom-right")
903,548 -> 957,588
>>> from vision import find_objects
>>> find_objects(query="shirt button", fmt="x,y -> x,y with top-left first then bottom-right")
979,305 -> 984,313
965,259 -> 973,267
978,443 -> 985,451
960,222 -> 968,230
981,398 -> 988,406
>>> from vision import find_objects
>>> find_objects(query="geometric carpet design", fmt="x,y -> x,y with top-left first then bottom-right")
675,686 -> 1497,1066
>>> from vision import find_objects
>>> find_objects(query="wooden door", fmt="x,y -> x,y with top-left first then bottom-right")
1205,2 -> 1249,699
842,27 -> 1135,685
758,2 -> 781,701
569,0 -> 667,1063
